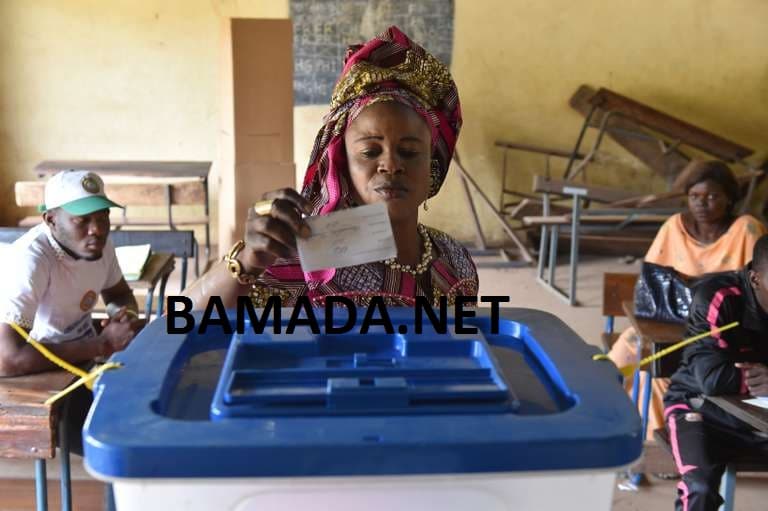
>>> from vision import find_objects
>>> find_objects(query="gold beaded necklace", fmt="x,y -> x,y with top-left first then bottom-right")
383,224 -> 433,275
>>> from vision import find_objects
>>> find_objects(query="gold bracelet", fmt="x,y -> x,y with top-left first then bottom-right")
223,240 -> 262,286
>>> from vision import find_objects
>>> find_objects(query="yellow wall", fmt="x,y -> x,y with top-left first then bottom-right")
0,0 -> 289,242
446,0 -> 768,242
2,0 -> 767,248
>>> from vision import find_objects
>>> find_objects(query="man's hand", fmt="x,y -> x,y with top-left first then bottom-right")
99,306 -> 142,356
100,306 -> 144,335
735,362 -> 768,397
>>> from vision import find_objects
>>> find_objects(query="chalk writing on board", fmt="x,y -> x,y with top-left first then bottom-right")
291,0 -> 454,105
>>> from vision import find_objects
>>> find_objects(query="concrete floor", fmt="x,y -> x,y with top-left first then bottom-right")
1,252 -> 765,510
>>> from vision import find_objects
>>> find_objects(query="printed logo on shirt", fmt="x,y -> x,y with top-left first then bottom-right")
80,290 -> 98,311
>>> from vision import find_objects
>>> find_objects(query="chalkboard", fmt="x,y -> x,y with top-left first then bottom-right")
291,0 -> 454,105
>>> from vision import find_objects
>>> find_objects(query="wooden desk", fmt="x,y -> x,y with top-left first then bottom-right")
621,300 -> 686,346
0,370 -> 74,459
126,252 -> 175,318
622,300 -> 686,378
706,395 -> 768,433
1,369 -> 80,510
32,160 -> 212,265
34,160 -> 211,179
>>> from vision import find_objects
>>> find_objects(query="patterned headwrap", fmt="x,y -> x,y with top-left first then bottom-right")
300,25 -> 462,216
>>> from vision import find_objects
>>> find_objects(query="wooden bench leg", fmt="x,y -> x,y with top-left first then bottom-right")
719,464 -> 736,511
35,459 -> 48,511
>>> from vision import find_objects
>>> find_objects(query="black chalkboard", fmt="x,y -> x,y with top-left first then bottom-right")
291,0 -> 454,105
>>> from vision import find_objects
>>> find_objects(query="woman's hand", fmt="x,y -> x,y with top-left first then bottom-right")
239,188 -> 313,274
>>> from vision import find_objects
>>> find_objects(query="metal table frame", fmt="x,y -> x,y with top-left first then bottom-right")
535,186 -> 680,305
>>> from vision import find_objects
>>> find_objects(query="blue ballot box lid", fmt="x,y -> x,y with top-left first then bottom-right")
84,308 -> 642,478
210,327 -> 518,419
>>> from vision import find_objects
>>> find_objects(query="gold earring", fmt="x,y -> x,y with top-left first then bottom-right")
423,200 -> 429,211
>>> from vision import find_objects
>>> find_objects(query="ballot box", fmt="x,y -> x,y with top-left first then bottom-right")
84,307 -> 641,511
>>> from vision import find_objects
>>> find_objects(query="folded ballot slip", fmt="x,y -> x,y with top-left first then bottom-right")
297,202 -> 397,273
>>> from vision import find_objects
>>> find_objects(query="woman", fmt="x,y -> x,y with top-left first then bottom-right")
184,26 -> 477,309
608,160 -> 766,438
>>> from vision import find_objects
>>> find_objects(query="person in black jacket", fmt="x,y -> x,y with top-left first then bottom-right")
664,234 -> 768,511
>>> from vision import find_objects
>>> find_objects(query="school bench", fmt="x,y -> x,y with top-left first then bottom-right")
17,159 -> 210,274
0,368 -> 82,511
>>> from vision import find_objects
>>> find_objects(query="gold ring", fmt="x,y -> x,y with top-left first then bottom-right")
253,199 -> 275,216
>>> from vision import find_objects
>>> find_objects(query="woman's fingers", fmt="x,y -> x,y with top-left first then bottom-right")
244,232 -> 294,263
240,188 -> 314,271
270,198 -> 311,238
262,188 -> 313,215
247,214 -> 298,251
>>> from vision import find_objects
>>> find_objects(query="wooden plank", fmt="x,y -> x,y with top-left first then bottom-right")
494,140 -> 586,160
603,272 -> 638,318
522,214 -> 669,226
19,216 -> 209,228
622,300 -> 686,346
525,230 -> 654,257
0,369 -> 75,459
706,395 -> 768,433
590,87 -> 753,162
504,199 -> 570,221
34,160 -> 211,179
532,175 -> 638,203
570,84 -> 691,178
15,181 -> 206,207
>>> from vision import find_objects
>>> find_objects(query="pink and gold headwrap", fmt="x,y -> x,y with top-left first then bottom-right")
300,25 -> 462,216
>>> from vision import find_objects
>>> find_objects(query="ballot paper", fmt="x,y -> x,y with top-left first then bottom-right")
297,202 -> 397,273
743,397 -> 768,410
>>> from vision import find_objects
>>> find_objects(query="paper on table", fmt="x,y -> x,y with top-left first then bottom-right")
743,397 -> 768,410
297,202 -> 397,273
115,244 -> 152,281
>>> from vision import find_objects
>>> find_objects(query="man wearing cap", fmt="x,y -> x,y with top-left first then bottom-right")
0,170 -> 141,377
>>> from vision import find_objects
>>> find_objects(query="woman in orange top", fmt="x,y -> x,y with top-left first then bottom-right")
608,160 -> 766,439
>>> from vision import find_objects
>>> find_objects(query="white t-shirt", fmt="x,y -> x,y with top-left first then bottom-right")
0,224 -> 123,343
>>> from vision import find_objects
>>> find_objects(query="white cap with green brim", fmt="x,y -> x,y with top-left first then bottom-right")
39,170 -> 123,215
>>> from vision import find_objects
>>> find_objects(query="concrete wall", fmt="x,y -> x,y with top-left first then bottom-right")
0,0 -> 289,243
448,0 -> 768,243
2,0 -> 766,247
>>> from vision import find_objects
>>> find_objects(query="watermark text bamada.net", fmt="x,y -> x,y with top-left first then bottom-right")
167,296 -> 510,335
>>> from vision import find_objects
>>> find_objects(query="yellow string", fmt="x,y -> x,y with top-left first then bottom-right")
44,362 -> 122,406
5,321 -> 122,402
7,322 -> 89,379
593,321 -> 739,378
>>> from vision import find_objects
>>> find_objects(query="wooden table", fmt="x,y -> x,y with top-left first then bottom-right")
706,395 -> 768,433
622,300 -> 686,345
0,370 -> 75,459
0,369 -> 81,510
126,252 -> 175,318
